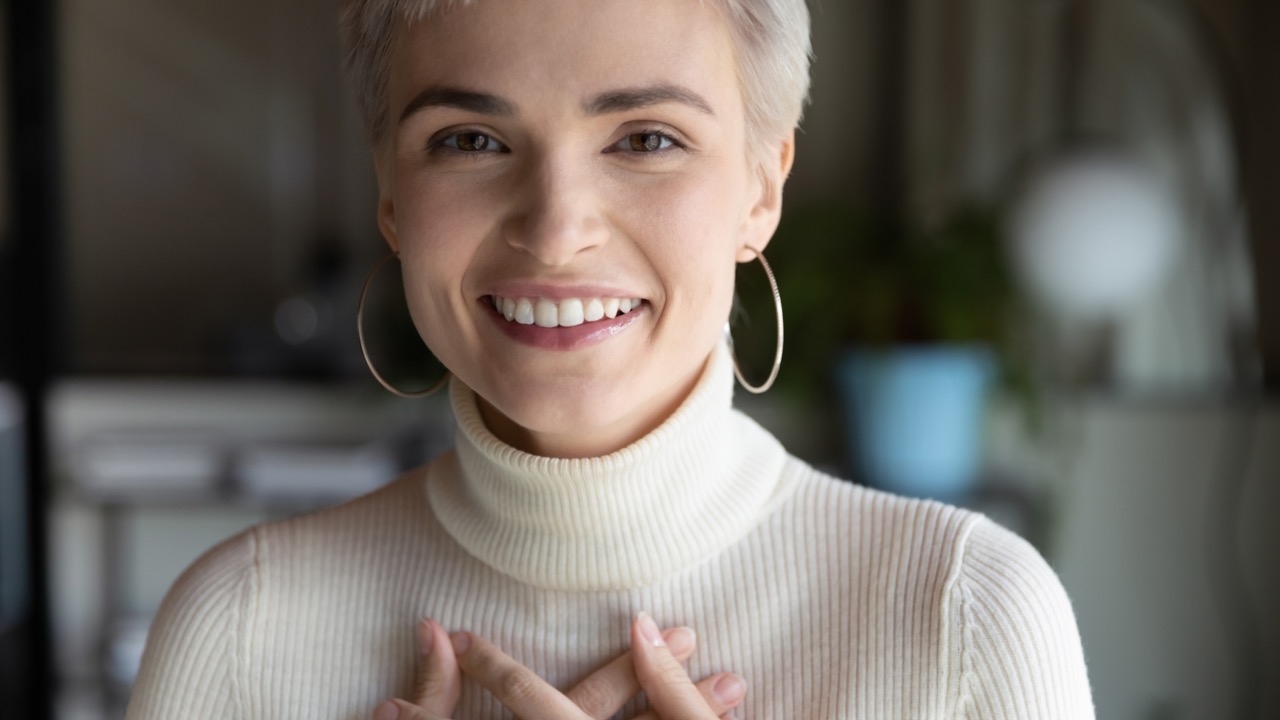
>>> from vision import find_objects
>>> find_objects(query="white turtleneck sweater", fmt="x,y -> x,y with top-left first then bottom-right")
126,346 -> 1094,719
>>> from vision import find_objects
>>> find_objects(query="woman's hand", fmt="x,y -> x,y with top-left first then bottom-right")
628,612 -> 747,720
372,614 -> 746,719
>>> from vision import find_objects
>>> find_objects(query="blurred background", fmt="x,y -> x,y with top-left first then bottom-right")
0,0 -> 1277,718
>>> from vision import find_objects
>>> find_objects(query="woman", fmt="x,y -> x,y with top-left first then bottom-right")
126,0 -> 1095,718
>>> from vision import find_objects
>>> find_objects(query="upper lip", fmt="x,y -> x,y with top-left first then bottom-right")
482,282 -> 646,300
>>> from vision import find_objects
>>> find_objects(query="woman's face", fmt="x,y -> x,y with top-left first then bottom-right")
377,0 -> 791,457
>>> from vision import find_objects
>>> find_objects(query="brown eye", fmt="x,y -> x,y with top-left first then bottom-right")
628,132 -> 671,152
457,132 -> 492,152
436,131 -> 506,154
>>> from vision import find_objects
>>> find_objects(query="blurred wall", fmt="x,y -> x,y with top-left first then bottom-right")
62,0 -> 376,374
786,0 -> 879,203
1044,401 -> 1280,719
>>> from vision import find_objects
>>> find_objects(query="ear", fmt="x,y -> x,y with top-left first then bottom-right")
374,152 -> 400,255
737,131 -> 795,262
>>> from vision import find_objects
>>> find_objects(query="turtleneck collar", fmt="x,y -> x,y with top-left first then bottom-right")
425,342 -> 796,591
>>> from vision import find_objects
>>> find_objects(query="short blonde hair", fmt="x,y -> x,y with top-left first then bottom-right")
339,0 -> 811,153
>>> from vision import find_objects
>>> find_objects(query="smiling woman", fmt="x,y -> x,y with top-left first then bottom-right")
376,0 -> 783,459
123,1 -> 1095,719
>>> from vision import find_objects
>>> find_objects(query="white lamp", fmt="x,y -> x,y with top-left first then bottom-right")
1009,153 -> 1181,321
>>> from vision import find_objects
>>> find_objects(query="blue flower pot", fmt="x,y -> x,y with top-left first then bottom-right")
836,346 -> 996,501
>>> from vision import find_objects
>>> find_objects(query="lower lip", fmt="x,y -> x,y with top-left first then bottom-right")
481,299 -> 648,351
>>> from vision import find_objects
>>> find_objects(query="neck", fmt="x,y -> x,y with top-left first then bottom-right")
426,341 -> 797,590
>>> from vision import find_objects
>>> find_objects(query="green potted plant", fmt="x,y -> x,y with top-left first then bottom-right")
759,202 -> 1025,499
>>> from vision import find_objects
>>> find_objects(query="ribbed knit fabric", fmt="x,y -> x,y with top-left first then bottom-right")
126,346 -> 1094,719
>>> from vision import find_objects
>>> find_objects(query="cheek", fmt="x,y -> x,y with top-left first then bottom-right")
389,175 -> 491,355
617,164 -> 748,322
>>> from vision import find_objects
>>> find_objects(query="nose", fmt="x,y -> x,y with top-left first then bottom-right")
503,150 -> 608,266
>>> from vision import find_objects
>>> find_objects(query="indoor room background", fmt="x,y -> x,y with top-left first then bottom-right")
1,0 -> 1278,718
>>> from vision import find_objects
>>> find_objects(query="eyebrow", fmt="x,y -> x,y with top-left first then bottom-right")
399,87 -> 517,124
585,84 -> 716,117
399,83 -> 716,126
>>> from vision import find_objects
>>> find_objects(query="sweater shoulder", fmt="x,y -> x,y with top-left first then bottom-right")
780,456 -> 983,551
951,518 -> 1095,718
955,518 -> 1072,608
125,468 -> 438,718
251,465 -> 440,554
125,527 -> 259,719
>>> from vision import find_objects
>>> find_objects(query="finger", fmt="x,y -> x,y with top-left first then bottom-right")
566,626 -> 697,719
412,619 -> 461,715
372,697 -> 446,720
370,619 -> 460,720
452,631 -> 589,720
632,711 -> 737,720
631,613 -> 726,720
630,711 -> 739,719
629,671 -> 745,720
627,702 -> 737,712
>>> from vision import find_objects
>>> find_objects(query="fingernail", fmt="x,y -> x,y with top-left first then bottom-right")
451,631 -> 472,655
713,674 -> 746,704
417,619 -> 434,656
637,612 -> 664,646
373,700 -> 401,720
664,626 -> 696,655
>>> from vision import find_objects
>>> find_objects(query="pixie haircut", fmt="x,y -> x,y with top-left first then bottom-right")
339,0 -> 812,157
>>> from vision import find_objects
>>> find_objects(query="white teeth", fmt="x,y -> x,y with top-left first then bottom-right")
534,298 -> 559,328
491,295 -> 642,327
558,298 -> 584,327
514,298 -> 535,325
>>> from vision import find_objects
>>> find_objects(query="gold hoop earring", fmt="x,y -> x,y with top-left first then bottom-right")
725,246 -> 784,394
357,252 -> 450,398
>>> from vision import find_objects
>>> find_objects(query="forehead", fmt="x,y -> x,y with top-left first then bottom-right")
388,0 -> 741,115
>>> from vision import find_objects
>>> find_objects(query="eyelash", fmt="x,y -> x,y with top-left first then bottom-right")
425,127 -> 687,157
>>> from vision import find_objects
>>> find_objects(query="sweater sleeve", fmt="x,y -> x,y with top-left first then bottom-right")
124,528 -> 259,720
952,518 -> 1095,719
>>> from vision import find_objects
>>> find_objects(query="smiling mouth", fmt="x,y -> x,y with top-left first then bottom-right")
487,295 -> 647,328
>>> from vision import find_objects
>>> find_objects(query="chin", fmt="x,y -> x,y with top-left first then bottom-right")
452,338 -> 715,454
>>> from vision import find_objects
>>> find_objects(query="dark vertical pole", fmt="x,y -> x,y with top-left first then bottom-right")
3,0 -> 61,717
1057,0 -> 1095,141
1244,0 -> 1280,392
872,0 -> 910,233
